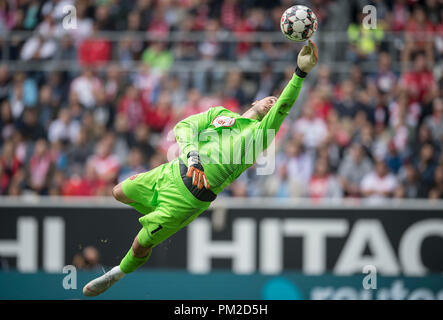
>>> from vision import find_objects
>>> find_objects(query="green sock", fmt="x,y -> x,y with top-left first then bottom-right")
136,228 -> 152,248
119,247 -> 152,274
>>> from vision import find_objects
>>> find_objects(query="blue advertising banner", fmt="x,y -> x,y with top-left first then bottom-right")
1,271 -> 443,300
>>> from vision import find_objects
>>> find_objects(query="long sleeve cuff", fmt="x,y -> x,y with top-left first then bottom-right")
291,72 -> 306,86
295,66 -> 307,78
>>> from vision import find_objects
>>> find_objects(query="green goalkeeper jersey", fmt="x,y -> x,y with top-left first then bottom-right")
174,73 -> 305,194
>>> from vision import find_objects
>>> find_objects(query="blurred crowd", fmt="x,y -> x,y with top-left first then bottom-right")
72,245 -> 101,271
0,0 -> 441,201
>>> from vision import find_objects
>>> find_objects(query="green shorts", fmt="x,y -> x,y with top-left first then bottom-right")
121,159 -> 211,247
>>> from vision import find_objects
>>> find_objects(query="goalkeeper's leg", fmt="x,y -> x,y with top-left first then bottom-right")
83,184 -> 154,297
83,162 -> 211,297
82,228 -> 152,297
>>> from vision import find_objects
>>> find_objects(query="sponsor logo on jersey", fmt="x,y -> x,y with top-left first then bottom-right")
212,116 -> 236,128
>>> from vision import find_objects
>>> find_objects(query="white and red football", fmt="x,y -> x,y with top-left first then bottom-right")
280,5 -> 318,42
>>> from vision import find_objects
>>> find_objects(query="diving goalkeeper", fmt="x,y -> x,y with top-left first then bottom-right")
83,40 -> 318,297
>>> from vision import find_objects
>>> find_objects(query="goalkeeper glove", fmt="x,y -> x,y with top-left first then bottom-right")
296,40 -> 318,77
186,151 -> 210,190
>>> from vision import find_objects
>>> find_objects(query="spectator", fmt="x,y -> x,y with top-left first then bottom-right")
424,98 -> 443,144
78,23 -> 111,67
9,8 -> 26,59
103,64 -> 127,104
334,80 -> 357,119
130,124 -> 156,162
57,34 -> 77,62
27,139 -> 54,194
385,141 -> 403,174
399,52 -> 438,106
264,163 -> 294,198
142,42 -> 173,73
16,108 -> 46,141
50,139 -> 67,170
361,160 -> 397,201
223,70 -> 246,108
0,1 -> 15,32
326,110 -> 352,149
41,0 -> 74,21
66,128 -> 94,174
402,5 -> 434,69
414,143 -> 438,192
48,169 -> 65,196
229,177 -> 249,197
371,51 -> 397,95
38,84 -> 59,128
180,88 -> 206,118
9,72 -> 38,118
412,123 -> 440,157
20,14 -> 59,61
62,170 -> 95,197
72,246 -> 101,271
95,5 -> 114,31
0,101 -> 15,144
174,14 -> 199,61
220,0 -> 241,31
274,139 -> 313,197
397,163 -> 422,198
338,143 -> 373,197
255,64 -> 276,101
193,19 -> 222,92
66,1 -> 93,43
389,92 -> 421,131
307,158 -> 342,200
347,11 -> 384,63
47,108 -> 80,144
70,68 -> 103,109
87,135 -> 120,185
293,104 -> 328,150
391,0 -> 409,32
118,85 -> 149,129
428,165 -> 443,199
145,91 -> 173,133
118,148 -> 148,182
0,141 -> 21,194
0,65 -> 11,103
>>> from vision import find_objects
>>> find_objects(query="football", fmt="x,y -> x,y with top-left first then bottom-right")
280,5 -> 318,42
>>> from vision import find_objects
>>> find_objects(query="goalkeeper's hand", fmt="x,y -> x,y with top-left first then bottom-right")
186,151 -> 210,190
296,40 -> 318,77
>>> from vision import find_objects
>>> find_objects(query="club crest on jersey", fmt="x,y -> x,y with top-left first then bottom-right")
212,116 -> 236,128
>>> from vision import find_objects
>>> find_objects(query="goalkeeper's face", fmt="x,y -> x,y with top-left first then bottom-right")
243,96 -> 277,121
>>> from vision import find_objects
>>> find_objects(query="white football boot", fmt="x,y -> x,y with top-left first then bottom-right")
83,266 -> 125,297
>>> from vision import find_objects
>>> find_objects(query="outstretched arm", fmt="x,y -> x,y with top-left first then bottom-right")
258,40 -> 318,132
258,73 -> 305,132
